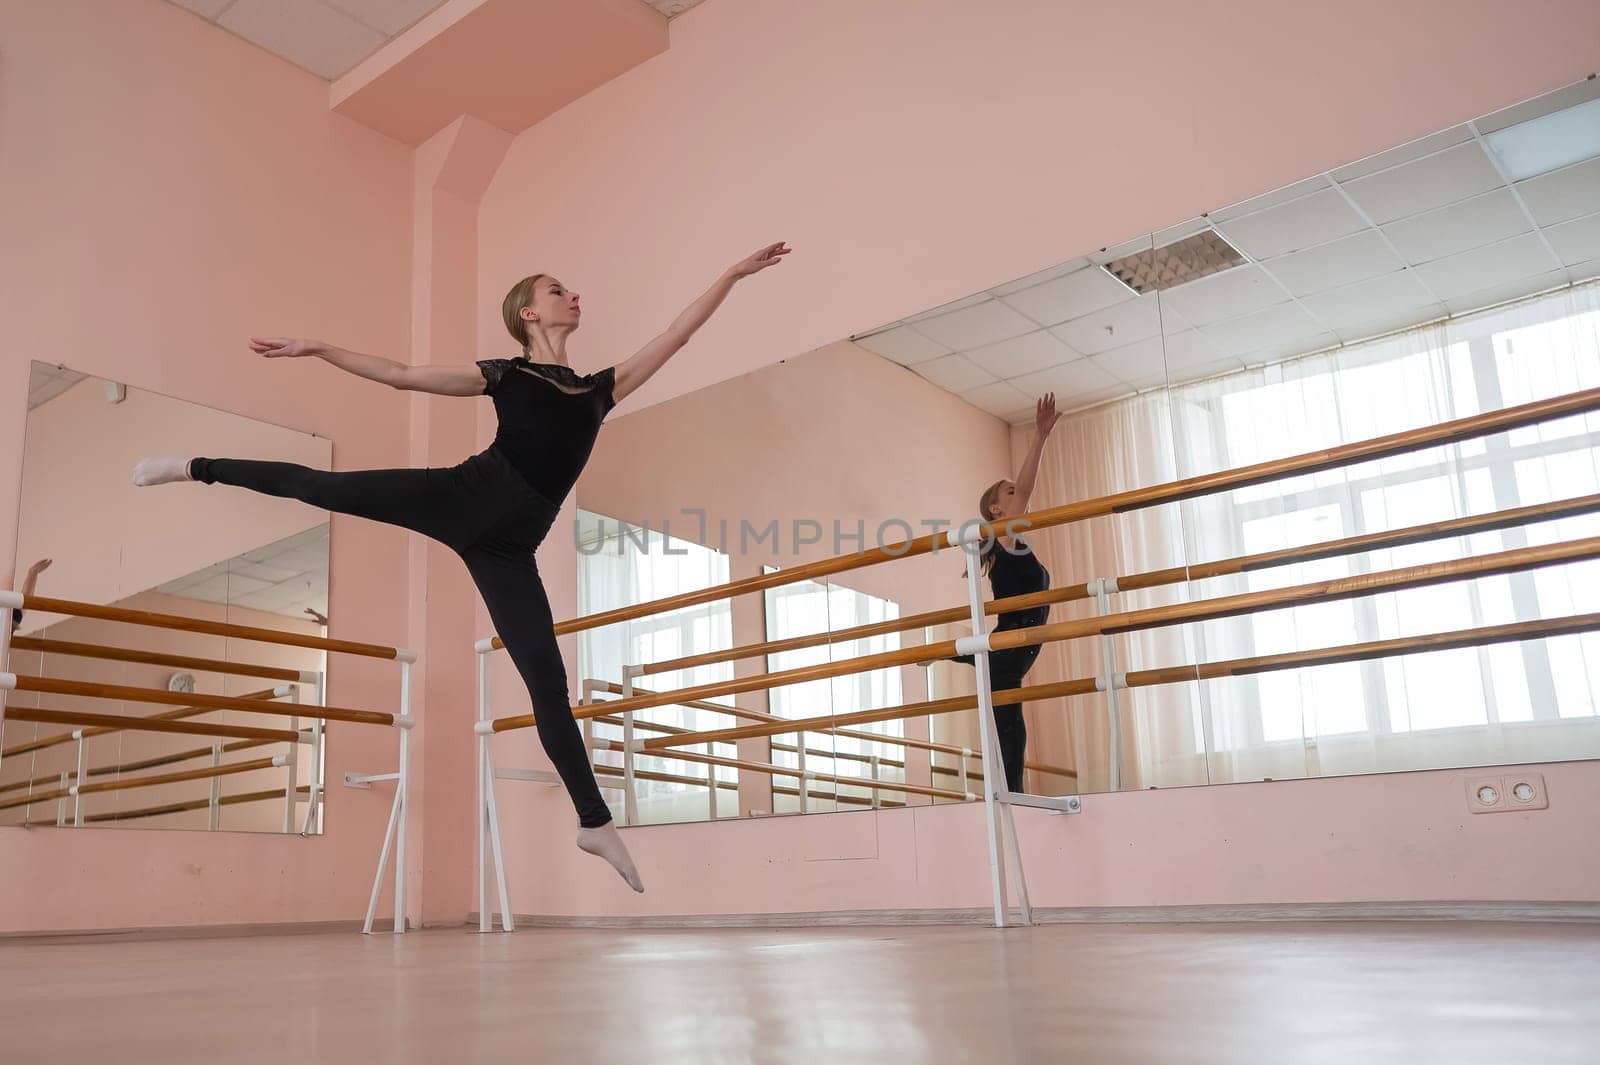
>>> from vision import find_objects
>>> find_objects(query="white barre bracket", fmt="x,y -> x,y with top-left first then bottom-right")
344,770 -> 399,789
495,767 -> 561,785
474,636 -> 498,654
954,634 -> 992,656
1002,792 -> 1083,815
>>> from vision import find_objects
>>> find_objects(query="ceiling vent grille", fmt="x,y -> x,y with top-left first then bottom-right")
1102,229 -> 1245,294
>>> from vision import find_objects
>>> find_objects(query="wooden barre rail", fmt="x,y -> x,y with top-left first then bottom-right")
0,755 -> 282,811
474,385 -> 1600,644
15,594 -> 402,660
640,612 -> 1600,751
0,687 -> 286,759
84,785 -> 311,824
637,492 -> 1600,677
587,681 -> 1077,778
589,737 -> 971,801
4,675 -> 393,727
588,712 -> 999,784
589,763 -> 903,809
489,536 -> 1599,731
1,737 -> 283,796
7,635 -> 309,683
2,707 -> 300,744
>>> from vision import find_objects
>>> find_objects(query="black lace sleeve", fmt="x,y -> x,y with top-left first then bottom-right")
477,359 -> 509,395
596,366 -> 617,410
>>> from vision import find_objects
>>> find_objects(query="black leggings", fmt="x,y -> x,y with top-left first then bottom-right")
191,448 -> 611,828
954,642 -> 1039,794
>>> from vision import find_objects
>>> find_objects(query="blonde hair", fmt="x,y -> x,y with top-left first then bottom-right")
961,479 -> 1008,578
501,274 -> 548,354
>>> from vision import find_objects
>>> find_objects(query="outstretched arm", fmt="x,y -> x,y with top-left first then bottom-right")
1003,393 -> 1060,521
611,242 -> 791,405
11,557 -> 51,630
248,339 -> 487,397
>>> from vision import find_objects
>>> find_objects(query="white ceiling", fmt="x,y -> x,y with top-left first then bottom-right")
164,0 -> 707,80
854,79 -> 1600,425
157,524 -> 330,622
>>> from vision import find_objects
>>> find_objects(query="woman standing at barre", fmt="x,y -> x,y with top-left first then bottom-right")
133,242 -> 792,892
953,392 -> 1060,794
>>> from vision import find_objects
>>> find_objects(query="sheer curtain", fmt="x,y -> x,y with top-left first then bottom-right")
764,575 -> 904,813
575,510 -> 736,824
1026,280 -> 1600,792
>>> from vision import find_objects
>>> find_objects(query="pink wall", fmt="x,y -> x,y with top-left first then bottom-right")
15,377 -> 330,629
477,0 -> 1600,919
476,0 -> 1600,414
502,760 -> 1600,919
6,0 -> 1600,934
0,0 -> 419,933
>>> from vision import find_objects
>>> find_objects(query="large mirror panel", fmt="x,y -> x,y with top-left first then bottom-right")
2,363 -> 332,832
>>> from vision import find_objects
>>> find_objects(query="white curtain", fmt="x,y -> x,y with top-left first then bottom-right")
764,576 -> 904,813
1026,280 -> 1600,791
575,510 -> 736,824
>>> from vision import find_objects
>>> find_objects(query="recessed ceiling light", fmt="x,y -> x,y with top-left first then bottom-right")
1102,229 -> 1245,294
1483,96 -> 1600,181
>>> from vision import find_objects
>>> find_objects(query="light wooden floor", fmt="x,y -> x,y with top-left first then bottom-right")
4,921 -> 1598,1064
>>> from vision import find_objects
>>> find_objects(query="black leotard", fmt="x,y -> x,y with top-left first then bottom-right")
477,358 -> 615,504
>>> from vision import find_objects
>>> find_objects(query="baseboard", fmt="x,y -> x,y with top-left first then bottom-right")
488,901 -> 1600,930
0,918 -> 403,944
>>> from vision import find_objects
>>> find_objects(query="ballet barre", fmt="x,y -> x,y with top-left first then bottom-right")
468,383 -> 1600,930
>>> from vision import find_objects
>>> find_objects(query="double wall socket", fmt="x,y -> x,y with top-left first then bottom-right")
1465,771 -> 1549,814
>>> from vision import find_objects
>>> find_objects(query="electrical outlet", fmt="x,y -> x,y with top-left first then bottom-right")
1503,771 -> 1549,811
1466,776 -> 1504,813
1466,772 -> 1549,814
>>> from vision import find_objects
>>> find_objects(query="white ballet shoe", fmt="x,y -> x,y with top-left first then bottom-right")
132,457 -> 194,486
576,822 -> 645,893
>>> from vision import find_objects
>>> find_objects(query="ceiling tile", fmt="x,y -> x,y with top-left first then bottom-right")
1380,188 -> 1532,265
1008,357 -> 1122,402
914,354 -> 996,393
1476,77 -> 1600,135
1543,211 -> 1600,268
1198,302 -> 1327,358
1209,176 -> 1331,223
853,325 -> 949,366
964,330 -> 1080,379
1048,294 -> 1163,355
1442,268 -> 1571,317
1570,259 -> 1600,284
324,0 -> 442,35
910,299 -> 1036,349
1090,336 -> 1168,387
1516,157 -> 1600,227
1153,265 -> 1288,327
1299,270 -> 1444,337
1088,236 -> 1155,266
1151,217 -> 1214,249
1330,126 -> 1475,183
1411,232 -> 1561,301
1262,230 -> 1405,298
1159,329 -> 1229,372
1341,142 -> 1504,225
988,258 -> 1090,297
219,0 -> 385,80
1165,356 -> 1249,388
902,293 -> 992,325
1000,267 -> 1134,327
1214,188 -> 1368,259
960,381 -> 1035,418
